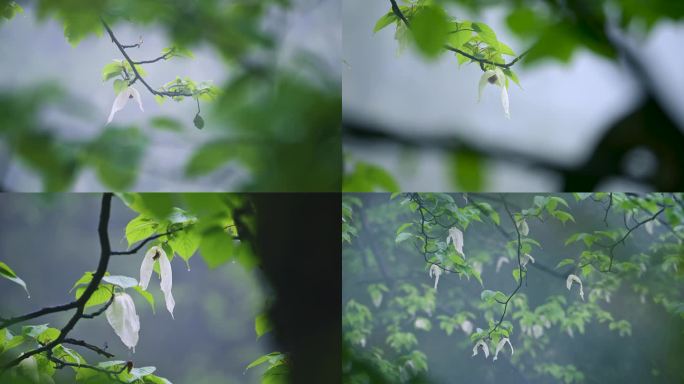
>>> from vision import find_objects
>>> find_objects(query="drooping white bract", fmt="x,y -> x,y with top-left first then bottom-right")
414,317 -> 430,331
496,257 -> 510,273
446,227 -> 465,257
107,86 -> 144,124
566,274 -> 584,301
493,337 -> 514,361
429,264 -> 442,291
644,219 -> 660,235
472,340 -> 489,359
516,218 -> 529,236
532,324 -> 543,339
478,67 -> 510,119
140,246 -> 175,318
521,253 -> 535,268
105,292 -> 140,352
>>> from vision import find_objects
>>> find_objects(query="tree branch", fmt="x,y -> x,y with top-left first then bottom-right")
0,193 -> 115,374
387,0 -> 529,69
62,339 -> 114,358
100,20 -> 193,98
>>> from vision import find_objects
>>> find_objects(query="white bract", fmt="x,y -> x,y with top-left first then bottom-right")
460,320 -> 474,335
429,264 -> 442,291
446,227 -> 465,257
140,246 -> 175,318
478,67 -> 510,119
105,292 -> 140,351
414,317 -> 430,331
472,340 -> 489,358
493,337 -> 514,361
521,253 -> 535,268
496,257 -> 510,273
107,86 -> 143,124
566,274 -> 585,301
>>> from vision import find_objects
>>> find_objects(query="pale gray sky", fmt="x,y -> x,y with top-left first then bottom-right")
343,1 -> 684,191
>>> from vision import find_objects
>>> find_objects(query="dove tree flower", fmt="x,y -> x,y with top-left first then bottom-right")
446,227 -> 465,257
105,292 -> 140,352
521,253 -> 535,268
107,86 -> 144,124
478,67 -> 510,119
429,264 -> 442,291
140,246 -> 175,318
460,320 -> 474,335
472,340 -> 489,359
496,256 -> 510,273
566,274 -> 585,301
493,337 -> 514,361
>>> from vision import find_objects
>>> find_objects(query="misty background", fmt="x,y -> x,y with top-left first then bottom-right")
343,1 -> 684,191
0,0 -> 340,191
342,193 -> 684,383
0,194 -> 273,383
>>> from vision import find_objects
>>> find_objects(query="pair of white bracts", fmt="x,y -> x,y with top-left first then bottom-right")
105,246 -> 174,351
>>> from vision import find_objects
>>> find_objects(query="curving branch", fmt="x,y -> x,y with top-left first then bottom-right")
387,0 -> 529,69
487,196 -> 524,339
0,193 -> 115,374
62,338 -> 114,358
100,19 -> 194,98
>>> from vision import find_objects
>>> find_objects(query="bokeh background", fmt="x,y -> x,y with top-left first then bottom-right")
343,1 -> 684,191
0,0 -> 340,191
0,194 -> 273,383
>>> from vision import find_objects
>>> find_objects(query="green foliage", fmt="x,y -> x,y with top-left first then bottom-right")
343,193 -> 684,383
344,158 -> 399,192
246,352 -> 289,384
0,261 -> 29,297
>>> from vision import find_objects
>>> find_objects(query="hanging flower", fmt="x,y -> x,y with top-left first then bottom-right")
472,340 -> 489,358
429,264 -> 442,291
493,337 -> 514,361
107,86 -> 144,124
478,67 -> 510,119
566,274 -> 584,301
521,253 -> 535,268
414,317 -> 430,331
496,257 -> 510,273
644,219 -> 660,235
516,218 -> 529,236
105,292 -> 140,352
532,324 -> 543,339
460,320 -> 474,335
446,227 -> 465,257
140,246 -> 175,318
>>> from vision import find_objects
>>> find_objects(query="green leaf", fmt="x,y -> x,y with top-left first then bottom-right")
132,285 -> 156,314
113,79 -> 127,95
193,113 -> 205,129
150,116 -> 184,132
411,6 -> 450,58
169,229 -> 200,262
75,284 -> 113,309
125,215 -> 157,247
472,22 -> 499,50
102,61 -> 124,82
0,261 -> 30,297
395,232 -> 413,244
199,227 -> 236,268
448,30 -> 472,51
450,150 -> 485,191
343,161 -> 399,192
87,127 -> 148,190
374,11 -> 397,33
246,352 -> 285,370
255,312 -> 272,338
185,139 -> 239,177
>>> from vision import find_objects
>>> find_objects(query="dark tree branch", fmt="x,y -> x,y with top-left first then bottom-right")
62,339 -> 114,358
387,0 -> 530,69
111,229 -> 182,256
0,193 -> 115,373
100,20 -> 193,98
488,196 -> 524,339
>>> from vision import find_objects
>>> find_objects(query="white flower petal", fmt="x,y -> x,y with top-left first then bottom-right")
447,227 -> 465,257
517,219 -> 529,236
496,257 -> 510,273
107,87 -> 132,124
478,71 -> 494,103
139,246 -> 158,290
472,340 -> 489,358
106,293 -> 140,351
129,87 -> 144,112
460,320 -> 473,334
566,274 -> 584,300
429,264 -> 442,291
158,250 -> 175,318
493,337 -> 514,361
500,85 -> 510,119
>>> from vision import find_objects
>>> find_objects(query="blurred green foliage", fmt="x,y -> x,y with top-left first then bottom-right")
0,0 -> 340,191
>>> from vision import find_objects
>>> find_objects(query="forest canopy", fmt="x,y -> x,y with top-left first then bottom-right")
342,193 -> 684,383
